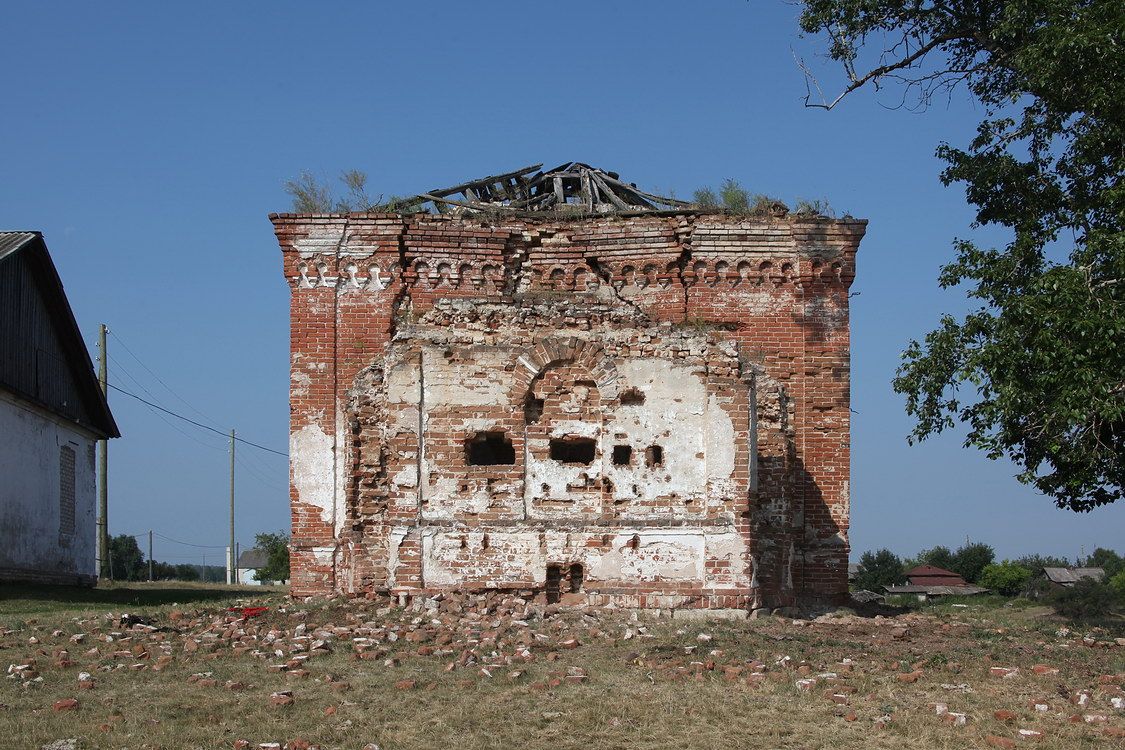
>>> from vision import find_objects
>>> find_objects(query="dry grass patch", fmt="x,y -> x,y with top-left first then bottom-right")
0,585 -> 1122,749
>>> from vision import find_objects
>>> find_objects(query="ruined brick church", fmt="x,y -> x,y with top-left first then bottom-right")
271,163 -> 865,613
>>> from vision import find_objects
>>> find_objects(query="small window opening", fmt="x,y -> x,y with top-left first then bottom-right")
545,564 -> 563,604
524,395 -> 544,424
644,445 -> 664,468
620,388 -> 645,406
481,533 -> 490,550
549,437 -> 596,464
466,431 -> 515,465
569,563 -> 584,593
612,445 -> 633,466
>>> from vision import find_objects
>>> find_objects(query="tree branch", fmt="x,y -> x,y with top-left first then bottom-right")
798,32 -> 959,110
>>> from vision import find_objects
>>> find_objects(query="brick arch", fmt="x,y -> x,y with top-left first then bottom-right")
512,336 -> 620,401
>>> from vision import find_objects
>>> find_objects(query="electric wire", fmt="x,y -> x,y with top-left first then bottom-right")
108,355 -> 229,453
108,329 -> 220,425
104,382 -> 287,456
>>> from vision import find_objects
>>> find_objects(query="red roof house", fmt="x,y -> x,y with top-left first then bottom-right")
905,565 -> 968,587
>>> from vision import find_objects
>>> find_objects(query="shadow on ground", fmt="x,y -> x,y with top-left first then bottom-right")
0,582 -> 286,617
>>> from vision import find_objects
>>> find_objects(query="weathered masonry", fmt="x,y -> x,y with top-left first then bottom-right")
271,164 -> 865,612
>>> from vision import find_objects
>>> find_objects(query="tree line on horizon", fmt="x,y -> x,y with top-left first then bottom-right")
106,532 -> 290,584
854,542 -> 1125,619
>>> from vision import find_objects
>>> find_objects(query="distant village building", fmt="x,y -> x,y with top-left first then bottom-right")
271,163 -> 867,612
0,232 -> 119,585
236,548 -> 268,585
1040,567 -> 1105,590
884,564 -> 988,602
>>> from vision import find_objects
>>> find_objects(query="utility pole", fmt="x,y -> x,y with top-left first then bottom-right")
148,530 -> 153,582
229,428 -> 236,585
96,324 -> 110,580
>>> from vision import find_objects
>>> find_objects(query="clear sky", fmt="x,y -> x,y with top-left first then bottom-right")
2,1 -> 1119,566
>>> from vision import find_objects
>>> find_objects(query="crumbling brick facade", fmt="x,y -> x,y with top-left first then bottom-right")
271,208 -> 865,612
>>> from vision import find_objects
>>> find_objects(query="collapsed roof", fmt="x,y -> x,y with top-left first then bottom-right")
413,162 -> 692,215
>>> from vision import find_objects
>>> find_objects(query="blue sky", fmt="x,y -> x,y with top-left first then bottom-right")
2,1 -> 1119,566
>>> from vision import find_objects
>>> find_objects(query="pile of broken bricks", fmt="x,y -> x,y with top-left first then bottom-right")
5,592 -> 1123,749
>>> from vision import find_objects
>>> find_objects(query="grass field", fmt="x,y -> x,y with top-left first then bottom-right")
1,583 -> 1122,750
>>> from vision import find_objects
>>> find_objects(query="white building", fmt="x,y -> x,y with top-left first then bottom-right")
0,232 -> 119,586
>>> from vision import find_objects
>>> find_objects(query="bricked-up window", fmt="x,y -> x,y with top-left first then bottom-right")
465,432 -> 515,465
59,445 -> 76,537
549,437 -> 596,465
644,445 -> 664,468
612,445 -> 632,466
545,564 -> 563,604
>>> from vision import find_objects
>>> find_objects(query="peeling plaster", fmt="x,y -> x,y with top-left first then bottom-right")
290,424 -> 335,525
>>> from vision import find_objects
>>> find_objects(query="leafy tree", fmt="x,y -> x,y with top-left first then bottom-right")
1086,547 -> 1124,577
854,549 -> 906,591
951,542 -> 995,584
914,545 -> 956,572
1050,578 -> 1120,620
1109,570 -> 1125,598
108,534 -> 145,581
173,563 -> 200,582
798,1 -> 1125,512
978,561 -> 1033,596
253,531 -> 290,584
1014,553 -> 1072,572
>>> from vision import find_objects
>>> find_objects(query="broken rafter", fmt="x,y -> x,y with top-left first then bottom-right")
408,162 -> 690,215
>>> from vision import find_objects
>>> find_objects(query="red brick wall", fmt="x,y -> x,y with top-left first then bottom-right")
272,211 -> 865,608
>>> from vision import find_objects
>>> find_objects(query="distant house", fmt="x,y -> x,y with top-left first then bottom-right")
884,564 -> 988,602
1040,567 -> 1105,590
237,548 -> 280,585
0,232 -> 119,586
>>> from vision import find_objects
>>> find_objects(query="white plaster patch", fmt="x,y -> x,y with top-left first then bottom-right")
590,532 -> 705,582
422,347 -> 514,407
392,465 -> 418,489
290,423 -> 335,525
385,527 -> 409,588
705,394 -> 736,481
705,531 -> 750,587
421,529 -> 542,586
549,420 -> 599,439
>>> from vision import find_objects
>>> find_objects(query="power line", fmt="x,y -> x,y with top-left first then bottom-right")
108,355 -> 229,453
105,382 -> 287,457
108,329 -> 220,426
153,531 -> 228,549
235,453 -> 287,493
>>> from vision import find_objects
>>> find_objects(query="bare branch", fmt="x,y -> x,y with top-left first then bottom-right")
799,32 -> 959,110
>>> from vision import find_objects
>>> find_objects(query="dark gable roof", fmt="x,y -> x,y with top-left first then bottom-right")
1042,567 -> 1104,584
0,231 -> 119,438
237,548 -> 268,569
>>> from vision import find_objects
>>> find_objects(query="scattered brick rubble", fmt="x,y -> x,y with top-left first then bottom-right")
7,596 -> 1125,749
